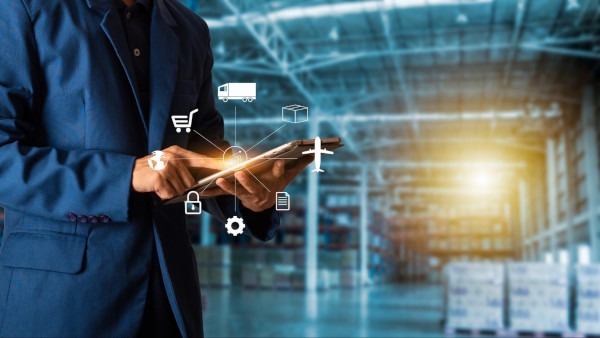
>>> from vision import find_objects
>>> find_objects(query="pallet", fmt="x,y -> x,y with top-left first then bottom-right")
444,328 -> 591,337
502,330 -> 586,338
445,327 -> 507,336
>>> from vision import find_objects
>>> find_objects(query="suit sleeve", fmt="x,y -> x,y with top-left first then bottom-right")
186,21 -> 280,241
0,1 -> 136,223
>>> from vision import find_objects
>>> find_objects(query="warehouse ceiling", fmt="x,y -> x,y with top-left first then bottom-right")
186,0 -> 600,203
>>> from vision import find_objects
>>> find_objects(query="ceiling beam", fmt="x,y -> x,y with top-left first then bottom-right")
224,109 -> 560,125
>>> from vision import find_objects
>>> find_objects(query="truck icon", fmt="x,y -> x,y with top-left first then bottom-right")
218,83 -> 256,103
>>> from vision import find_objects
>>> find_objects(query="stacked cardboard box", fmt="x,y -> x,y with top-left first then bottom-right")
193,245 -> 211,286
209,246 -> 231,287
576,264 -> 600,334
193,245 -> 232,287
274,265 -> 295,289
507,263 -> 569,332
445,262 -> 504,331
259,266 -> 275,288
242,264 -> 260,288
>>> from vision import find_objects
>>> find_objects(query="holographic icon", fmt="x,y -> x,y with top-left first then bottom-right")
171,108 -> 197,133
148,150 -> 168,171
302,136 -> 334,173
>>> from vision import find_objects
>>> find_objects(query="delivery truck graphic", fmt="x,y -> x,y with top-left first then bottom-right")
218,83 -> 256,102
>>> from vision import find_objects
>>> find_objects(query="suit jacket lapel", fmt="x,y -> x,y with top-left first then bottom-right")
91,0 -> 150,137
147,0 -> 179,153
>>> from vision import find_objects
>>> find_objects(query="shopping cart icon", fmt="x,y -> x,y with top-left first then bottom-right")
171,108 -> 197,133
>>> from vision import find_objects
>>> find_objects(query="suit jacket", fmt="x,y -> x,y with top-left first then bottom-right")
0,0 -> 279,336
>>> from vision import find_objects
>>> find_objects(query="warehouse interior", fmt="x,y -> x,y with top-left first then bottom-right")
2,0 -> 600,336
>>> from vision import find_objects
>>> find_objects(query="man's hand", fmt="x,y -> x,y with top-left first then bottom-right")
202,156 -> 313,212
131,145 -> 224,200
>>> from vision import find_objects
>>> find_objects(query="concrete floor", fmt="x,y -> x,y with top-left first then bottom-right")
202,283 -> 445,337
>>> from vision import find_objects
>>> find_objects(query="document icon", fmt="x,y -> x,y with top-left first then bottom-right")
276,192 -> 290,211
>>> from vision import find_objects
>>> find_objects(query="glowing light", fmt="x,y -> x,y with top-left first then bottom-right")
472,170 -> 492,188
223,146 -> 248,169
204,0 -> 493,29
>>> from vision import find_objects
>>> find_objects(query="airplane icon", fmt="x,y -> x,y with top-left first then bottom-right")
302,136 -> 334,173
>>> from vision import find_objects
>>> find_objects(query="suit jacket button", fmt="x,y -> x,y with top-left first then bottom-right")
88,216 -> 99,223
66,213 -> 77,222
99,215 -> 111,223
77,215 -> 88,223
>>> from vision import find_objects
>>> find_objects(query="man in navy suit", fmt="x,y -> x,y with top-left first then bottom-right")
0,0 -> 310,336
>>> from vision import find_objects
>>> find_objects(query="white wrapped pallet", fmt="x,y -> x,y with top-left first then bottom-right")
259,266 -> 275,289
291,270 -> 305,289
507,263 -> 569,332
576,264 -> 600,334
209,266 -> 231,287
445,262 -> 504,331
242,264 -> 260,288
274,264 -> 295,289
340,269 -> 359,288
209,246 -> 231,265
193,245 -> 211,265
341,250 -> 358,269
329,270 -> 341,288
317,269 -> 330,290
197,265 -> 210,286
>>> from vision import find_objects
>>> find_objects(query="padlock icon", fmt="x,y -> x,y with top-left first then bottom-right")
185,191 -> 202,215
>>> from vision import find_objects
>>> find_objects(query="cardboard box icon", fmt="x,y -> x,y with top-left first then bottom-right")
282,104 -> 309,123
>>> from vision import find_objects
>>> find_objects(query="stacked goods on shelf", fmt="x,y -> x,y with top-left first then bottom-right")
575,264 -> 600,335
291,270 -> 305,289
209,246 -> 231,287
340,249 -> 359,287
193,245 -> 232,287
274,265 -> 295,289
445,263 -> 504,331
193,245 -> 211,286
259,265 -> 275,289
242,264 -> 260,288
507,263 -> 569,333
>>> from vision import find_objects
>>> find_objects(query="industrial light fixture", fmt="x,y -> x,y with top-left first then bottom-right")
566,0 -> 580,11
205,0 -> 493,29
215,42 -> 226,56
329,27 -> 339,41
456,12 -> 469,24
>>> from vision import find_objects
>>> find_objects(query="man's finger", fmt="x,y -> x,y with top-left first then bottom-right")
271,160 -> 285,178
155,179 -> 177,200
168,174 -> 187,196
172,161 -> 196,189
216,177 -> 251,196
182,157 -> 225,171
235,171 -> 262,194
164,147 -> 225,171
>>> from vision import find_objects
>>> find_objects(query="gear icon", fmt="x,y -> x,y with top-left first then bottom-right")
225,216 -> 245,236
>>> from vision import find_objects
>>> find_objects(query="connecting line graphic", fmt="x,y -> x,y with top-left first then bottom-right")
234,175 -> 237,211
245,169 -> 271,193
188,109 -> 295,213
171,158 -> 222,160
246,124 -> 287,152
192,130 -> 225,153
234,106 -> 237,147
200,178 -> 218,194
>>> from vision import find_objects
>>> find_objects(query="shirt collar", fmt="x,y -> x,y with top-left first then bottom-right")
137,0 -> 153,12
115,0 -> 153,12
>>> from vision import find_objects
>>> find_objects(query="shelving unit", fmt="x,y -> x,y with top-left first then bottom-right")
394,203 -> 516,282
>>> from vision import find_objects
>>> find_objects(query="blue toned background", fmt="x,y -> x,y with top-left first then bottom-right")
3,0 -> 600,336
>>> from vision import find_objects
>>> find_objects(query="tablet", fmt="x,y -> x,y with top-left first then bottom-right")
163,137 -> 343,204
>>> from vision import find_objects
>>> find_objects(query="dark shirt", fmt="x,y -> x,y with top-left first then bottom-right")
115,0 -> 152,122
114,0 -> 180,336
